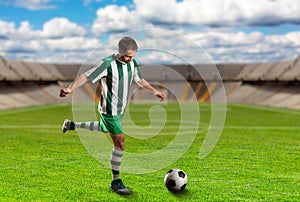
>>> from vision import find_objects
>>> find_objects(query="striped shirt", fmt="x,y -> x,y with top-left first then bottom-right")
85,54 -> 142,115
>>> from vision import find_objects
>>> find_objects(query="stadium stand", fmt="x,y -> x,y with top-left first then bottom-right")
139,64 -> 186,81
54,64 -> 82,80
261,61 -> 291,81
7,60 -> 36,80
0,82 -> 40,109
190,64 -> 222,81
204,81 -> 228,103
234,63 -> 259,80
245,61 -> 277,80
226,83 -> 259,103
198,82 -> 218,102
23,62 -> 56,81
279,56 -> 300,81
0,56 -> 22,81
0,55 -> 300,110
216,64 -> 244,81
12,82 -> 58,105
224,82 -> 242,98
41,63 -> 67,80
249,82 -> 287,105
271,83 -> 300,109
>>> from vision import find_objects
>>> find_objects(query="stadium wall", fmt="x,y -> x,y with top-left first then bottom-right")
0,55 -> 300,110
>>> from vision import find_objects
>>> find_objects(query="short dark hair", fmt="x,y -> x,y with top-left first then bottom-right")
118,37 -> 138,55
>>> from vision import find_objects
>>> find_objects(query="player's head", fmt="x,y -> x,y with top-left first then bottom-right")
117,36 -> 138,63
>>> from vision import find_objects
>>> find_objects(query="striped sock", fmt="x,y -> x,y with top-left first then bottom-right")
110,148 -> 123,180
74,121 -> 101,131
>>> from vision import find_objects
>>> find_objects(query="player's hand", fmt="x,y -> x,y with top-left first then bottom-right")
59,88 -> 72,97
155,91 -> 166,102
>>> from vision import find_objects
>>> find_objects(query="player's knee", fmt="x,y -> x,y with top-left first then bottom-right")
118,135 -> 125,151
112,139 -> 124,151
111,134 -> 125,151
119,141 -> 124,151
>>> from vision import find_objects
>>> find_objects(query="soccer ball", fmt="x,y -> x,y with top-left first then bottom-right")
164,168 -> 188,192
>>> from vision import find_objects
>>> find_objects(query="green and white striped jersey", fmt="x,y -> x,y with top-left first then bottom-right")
85,54 -> 142,115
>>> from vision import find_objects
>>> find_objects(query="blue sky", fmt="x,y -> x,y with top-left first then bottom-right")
0,0 -> 300,64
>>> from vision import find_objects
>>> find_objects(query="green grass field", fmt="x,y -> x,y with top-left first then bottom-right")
0,102 -> 299,201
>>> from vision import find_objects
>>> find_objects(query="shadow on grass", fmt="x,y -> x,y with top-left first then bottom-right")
112,189 -> 192,201
169,189 -> 192,198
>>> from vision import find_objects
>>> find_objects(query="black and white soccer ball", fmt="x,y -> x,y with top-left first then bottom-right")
164,168 -> 188,192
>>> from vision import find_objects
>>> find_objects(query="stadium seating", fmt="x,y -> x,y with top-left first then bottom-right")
0,55 -> 300,110
139,64 -> 189,81
250,83 -> 287,105
226,83 -> 259,103
261,61 -> 291,80
7,61 -> 36,80
235,63 -> 259,80
23,62 -> 56,81
54,64 -> 82,80
216,64 -> 244,81
279,56 -> 300,81
0,57 -> 22,81
245,61 -> 277,80
41,63 -> 67,80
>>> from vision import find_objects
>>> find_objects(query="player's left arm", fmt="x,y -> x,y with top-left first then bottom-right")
137,79 -> 166,101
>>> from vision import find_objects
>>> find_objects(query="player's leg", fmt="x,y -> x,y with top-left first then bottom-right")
110,134 -> 124,180
62,119 -> 101,133
110,133 -> 131,195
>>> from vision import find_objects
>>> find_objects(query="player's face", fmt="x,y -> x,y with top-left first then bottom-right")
119,49 -> 137,63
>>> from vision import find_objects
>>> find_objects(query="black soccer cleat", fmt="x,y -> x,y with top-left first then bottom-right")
110,179 -> 132,195
62,119 -> 75,133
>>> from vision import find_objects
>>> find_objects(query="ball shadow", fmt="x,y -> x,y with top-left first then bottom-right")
169,189 -> 192,198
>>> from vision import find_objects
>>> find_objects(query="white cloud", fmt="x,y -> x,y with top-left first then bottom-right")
134,0 -> 300,26
0,18 -> 100,63
0,20 -> 40,39
0,20 -> 16,36
92,5 -> 147,35
187,30 -> 300,62
14,0 -> 56,10
123,28 -> 300,64
134,0 -> 178,24
1,36 -> 102,63
1,0 -> 300,63
1,19 -> 300,63
42,18 -> 87,38
0,18 -> 87,40
285,32 -> 300,47
44,37 -> 100,51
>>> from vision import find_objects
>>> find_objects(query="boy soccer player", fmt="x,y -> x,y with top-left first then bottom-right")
59,36 -> 165,195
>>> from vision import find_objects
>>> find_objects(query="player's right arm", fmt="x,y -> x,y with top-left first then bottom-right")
59,73 -> 88,97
